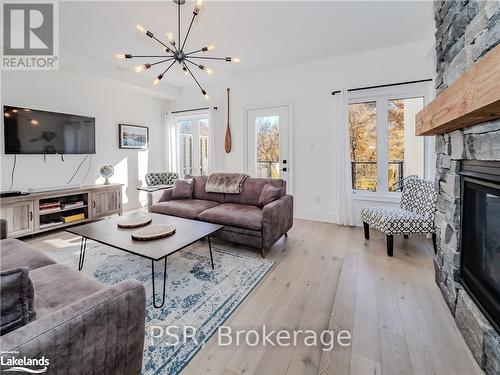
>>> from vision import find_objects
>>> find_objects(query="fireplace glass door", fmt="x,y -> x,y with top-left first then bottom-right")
461,177 -> 500,332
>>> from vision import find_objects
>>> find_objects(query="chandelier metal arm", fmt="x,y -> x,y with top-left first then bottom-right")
150,57 -> 175,67
130,55 -> 175,58
184,58 -> 201,68
151,35 -> 174,52
178,1 -> 181,47
160,60 -> 177,76
181,13 -> 197,51
187,56 -> 231,61
183,62 -> 205,92
185,48 -> 205,56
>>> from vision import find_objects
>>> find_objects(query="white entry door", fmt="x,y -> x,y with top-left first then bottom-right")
246,105 -> 290,188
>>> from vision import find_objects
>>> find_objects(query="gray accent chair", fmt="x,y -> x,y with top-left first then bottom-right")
0,232 -> 146,374
145,172 -> 178,187
148,175 -> 294,257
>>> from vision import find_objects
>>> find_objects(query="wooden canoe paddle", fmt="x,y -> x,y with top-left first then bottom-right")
225,87 -> 232,153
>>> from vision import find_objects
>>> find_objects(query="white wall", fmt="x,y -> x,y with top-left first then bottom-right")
1,70 -> 171,210
168,40 -> 435,223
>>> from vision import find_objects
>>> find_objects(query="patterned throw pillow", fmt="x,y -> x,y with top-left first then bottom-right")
171,179 -> 194,200
0,267 -> 35,335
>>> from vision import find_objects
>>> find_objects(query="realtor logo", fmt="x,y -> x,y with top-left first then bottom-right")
2,1 -> 58,69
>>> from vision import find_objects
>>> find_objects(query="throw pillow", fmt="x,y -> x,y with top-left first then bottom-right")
258,183 -> 283,207
171,179 -> 194,200
0,267 -> 35,335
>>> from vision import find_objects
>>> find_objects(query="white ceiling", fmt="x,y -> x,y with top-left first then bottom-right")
59,1 -> 434,90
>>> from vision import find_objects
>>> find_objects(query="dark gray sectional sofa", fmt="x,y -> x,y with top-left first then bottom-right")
0,236 -> 146,374
148,175 -> 293,257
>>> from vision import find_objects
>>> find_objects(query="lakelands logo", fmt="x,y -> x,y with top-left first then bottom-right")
0,351 -> 49,373
2,1 -> 59,70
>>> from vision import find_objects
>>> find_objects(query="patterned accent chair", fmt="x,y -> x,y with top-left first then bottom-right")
145,172 -> 178,187
361,177 -> 437,256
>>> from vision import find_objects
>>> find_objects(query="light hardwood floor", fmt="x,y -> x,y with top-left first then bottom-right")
25,218 -> 482,375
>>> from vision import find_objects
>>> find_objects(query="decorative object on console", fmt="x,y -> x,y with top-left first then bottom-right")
117,214 -> 152,228
99,165 -> 114,185
205,172 -> 249,194
131,223 -> 176,241
119,124 -> 149,149
225,87 -> 232,153
114,0 -> 241,99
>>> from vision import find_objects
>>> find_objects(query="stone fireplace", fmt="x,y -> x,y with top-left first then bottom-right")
431,1 -> 500,374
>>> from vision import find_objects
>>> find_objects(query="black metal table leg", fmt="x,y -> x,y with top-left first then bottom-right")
78,237 -> 87,271
207,236 -> 214,270
151,257 -> 167,308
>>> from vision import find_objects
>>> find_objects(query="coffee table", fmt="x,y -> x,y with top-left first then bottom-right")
66,213 -> 223,308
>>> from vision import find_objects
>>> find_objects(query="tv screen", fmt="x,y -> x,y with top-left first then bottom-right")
3,106 -> 96,154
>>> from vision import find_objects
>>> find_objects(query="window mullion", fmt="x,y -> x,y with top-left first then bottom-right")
377,98 -> 389,193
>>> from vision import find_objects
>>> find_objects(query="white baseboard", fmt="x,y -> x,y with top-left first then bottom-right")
294,210 -> 336,223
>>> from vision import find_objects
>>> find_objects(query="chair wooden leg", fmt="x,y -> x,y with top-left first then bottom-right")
386,235 -> 394,257
261,248 -> 267,258
403,234 -> 409,239
363,222 -> 370,240
284,232 -> 288,238
432,233 -> 437,254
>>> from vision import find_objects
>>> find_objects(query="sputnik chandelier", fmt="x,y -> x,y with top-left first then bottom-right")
115,0 -> 240,99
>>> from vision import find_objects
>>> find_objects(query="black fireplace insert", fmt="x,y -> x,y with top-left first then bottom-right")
460,160 -> 500,333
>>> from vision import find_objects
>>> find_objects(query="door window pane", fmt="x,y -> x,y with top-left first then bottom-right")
256,116 -> 280,178
199,119 -> 209,175
179,120 -> 193,176
388,97 -> 424,191
349,102 -> 377,191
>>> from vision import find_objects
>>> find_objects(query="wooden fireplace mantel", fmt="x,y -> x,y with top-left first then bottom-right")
416,44 -> 500,136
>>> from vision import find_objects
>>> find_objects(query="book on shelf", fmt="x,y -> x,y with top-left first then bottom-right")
63,213 -> 85,223
61,201 -> 85,209
39,220 -> 64,229
40,202 -> 61,210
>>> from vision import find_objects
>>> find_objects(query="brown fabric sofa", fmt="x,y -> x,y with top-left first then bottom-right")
148,175 -> 293,257
0,237 -> 146,374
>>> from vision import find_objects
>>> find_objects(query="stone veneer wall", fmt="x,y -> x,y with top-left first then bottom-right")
433,1 -> 500,374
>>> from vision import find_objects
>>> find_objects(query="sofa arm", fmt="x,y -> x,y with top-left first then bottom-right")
0,280 -> 146,375
262,194 -> 294,250
147,188 -> 173,210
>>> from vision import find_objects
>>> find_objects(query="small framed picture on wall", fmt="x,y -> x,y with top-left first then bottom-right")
119,124 -> 149,149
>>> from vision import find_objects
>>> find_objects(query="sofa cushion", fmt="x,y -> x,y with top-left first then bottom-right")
223,178 -> 285,206
258,183 -> 283,207
0,239 -> 56,272
187,175 -> 225,202
171,178 -> 194,200
0,267 -> 35,335
197,203 -> 263,231
150,199 -> 220,220
30,264 -> 105,319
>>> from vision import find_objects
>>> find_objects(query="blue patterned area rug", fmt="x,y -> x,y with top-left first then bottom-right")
46,240 -> 274,374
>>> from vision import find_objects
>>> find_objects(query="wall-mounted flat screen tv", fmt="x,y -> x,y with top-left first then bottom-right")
3,106 -> 96,154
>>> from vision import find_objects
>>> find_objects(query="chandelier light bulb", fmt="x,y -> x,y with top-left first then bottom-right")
205,67 -> 213,75
153,75 -> 163,85
195,0 -> 203,13
136,24 -> 146,33
4,112 -> 11,118
115,54 -> 126,59
12,109 -> 18,113
233,58 -> 241,63
207,45 -> 215,51
30,119 -> 39,125
166,32 -> 175,44
135,63 -> 151,72
202,90 -> 210,100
